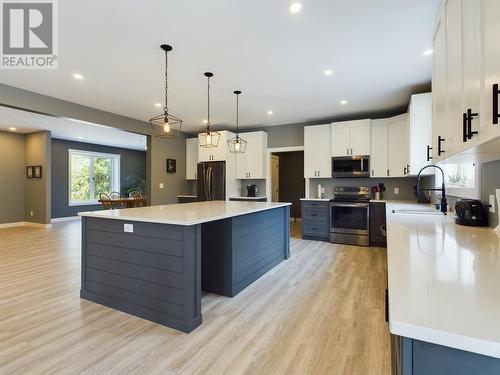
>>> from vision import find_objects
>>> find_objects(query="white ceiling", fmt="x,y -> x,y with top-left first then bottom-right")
0,0 -> 439,133
0,106 -> 147,150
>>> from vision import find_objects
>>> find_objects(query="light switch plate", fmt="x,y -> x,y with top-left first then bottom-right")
393,187 -> 399,195
490,194 -> 496,213
159,183 -> 164,189
124,223 -> 134,233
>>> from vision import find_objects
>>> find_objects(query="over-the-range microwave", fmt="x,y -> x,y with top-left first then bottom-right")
331,156 -> 370,178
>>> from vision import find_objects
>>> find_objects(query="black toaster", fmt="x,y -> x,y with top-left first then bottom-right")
454,199 -> 489,227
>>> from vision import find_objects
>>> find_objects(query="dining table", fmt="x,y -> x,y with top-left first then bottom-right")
98,197 -> 147,209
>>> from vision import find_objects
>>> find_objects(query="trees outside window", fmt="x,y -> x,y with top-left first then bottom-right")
69,150 -> 120,205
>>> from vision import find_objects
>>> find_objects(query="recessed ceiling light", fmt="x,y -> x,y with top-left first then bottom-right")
340,100 -> 348,105
289,2 -> 302,13
8,127 -> 17,131
324,69 -> 334,76
423,49 -> 433,56
202,119 -> 208,124
267,110 -> 274,115
77,136 -> 84,140
73,73 -> 84,80
155,103 -> 162,108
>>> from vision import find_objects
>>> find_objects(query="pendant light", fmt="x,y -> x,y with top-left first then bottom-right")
149,44 -> 182,138
199,72 -> 220,148
227,90 -> 247,153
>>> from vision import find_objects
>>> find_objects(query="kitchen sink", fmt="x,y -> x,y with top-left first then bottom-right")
392,209 -> 446,216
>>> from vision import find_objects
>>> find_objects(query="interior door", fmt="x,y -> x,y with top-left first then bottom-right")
331,123 -> 351,157
271,154 -> 279,202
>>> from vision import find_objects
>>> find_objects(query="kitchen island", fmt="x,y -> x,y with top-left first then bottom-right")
386,201 -> 500,374
79,201 -> 291,333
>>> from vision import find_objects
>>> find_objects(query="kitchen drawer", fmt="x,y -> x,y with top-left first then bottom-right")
302,207 -> 329,221
302,220 -> 329,238
302,201 -> 330,210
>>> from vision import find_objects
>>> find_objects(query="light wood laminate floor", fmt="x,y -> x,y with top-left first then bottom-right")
0,220 -> 389,374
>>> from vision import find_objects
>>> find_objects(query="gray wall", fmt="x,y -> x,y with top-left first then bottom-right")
51,138 -> 146,218
25,131 -> 51,224
150,134 -> 191,205
0,131 -> 26,224
481,160 -> 500,227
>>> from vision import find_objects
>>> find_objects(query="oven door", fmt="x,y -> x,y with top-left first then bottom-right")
330,202 -> 370,235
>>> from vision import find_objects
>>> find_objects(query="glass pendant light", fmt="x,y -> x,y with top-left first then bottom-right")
149,44 -> 182,138
227,90 -> 247,153
199,72 -> 221,148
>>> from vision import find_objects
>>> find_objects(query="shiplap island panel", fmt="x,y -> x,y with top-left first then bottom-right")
79,201 -> 291,333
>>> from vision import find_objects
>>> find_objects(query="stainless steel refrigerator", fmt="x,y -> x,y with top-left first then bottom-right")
197,161 -> 226,201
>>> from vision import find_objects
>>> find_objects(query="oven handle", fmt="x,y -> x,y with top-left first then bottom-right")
330,202 -> 369,208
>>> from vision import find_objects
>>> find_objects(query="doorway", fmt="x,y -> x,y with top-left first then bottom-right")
271,151 -> 305,219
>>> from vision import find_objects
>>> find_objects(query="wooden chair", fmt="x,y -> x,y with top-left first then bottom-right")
99,192 -> 113,210
129,191 -> 145,208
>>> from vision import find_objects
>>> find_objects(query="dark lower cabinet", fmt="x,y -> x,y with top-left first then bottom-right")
370,202 -> 387,246
391,336 -> 500,375
301,200 -> 329,241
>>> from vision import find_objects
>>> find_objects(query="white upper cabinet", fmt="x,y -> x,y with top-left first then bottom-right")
432,0 -> 500,161
387,114 -> 409,178
408,93 -> 433,175
304,124 -> 331,178
197,130 -> 234,162
370,119 -> 388,178
331,119 -> 371,157
235,131 -> 268,179
186,138 -> 198,180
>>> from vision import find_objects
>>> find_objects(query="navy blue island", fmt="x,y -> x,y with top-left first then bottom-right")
79,201 -> 291,333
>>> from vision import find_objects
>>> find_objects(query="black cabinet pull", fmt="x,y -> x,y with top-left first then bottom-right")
387,169 -> 390,177
467,109 -> 479,139
426,145 -> 433,161
406,164 -> 410,174
438,136 -> 445,155
463,112 -> 468,142
403,166 -> 407,175
494,84 -> 499,125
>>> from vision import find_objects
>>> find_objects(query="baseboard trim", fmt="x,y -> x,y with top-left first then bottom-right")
51,216 -> 80,223
0,221 -> 52,229
0,222 -> 25,229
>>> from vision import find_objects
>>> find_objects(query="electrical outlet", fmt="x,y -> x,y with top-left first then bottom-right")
30,211 -> 34,217
490,194 -> 496,213
393,187 -> 399,195
124,223 -> 134,233
159,183 -> 164,189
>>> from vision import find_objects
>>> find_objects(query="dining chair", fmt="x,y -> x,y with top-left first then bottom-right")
99,192 -> 112,210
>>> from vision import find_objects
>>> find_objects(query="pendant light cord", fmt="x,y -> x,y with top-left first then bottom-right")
164,49 -> 169,113
236,93 -> 239,132
207,75 -> 211,130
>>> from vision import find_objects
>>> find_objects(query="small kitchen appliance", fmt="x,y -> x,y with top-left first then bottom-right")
454,199 -> 489,227
247,184 -> 258,197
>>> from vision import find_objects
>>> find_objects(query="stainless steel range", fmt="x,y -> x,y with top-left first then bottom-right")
330,186 -> 370,246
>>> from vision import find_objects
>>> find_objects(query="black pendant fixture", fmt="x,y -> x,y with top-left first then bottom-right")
149,44 -> 182,138
199,72 -> 221,148
227,90 -> 247,154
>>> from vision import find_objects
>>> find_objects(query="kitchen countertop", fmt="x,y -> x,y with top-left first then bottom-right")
177,194 -> 197,198
386,201 -> 500,358
79,201 -> 291,226
300,198 -> 332,202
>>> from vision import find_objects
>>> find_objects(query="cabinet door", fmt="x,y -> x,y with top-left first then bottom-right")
387,114 -> 408,178
331,123 -> 351,157
370,120 -> 388,177
210,131 -> 228,161
409,93 -> 433,175
350,120 -> 371,155
480,0 -> 500,142
236,131 -> 267,179
304,124 -> 331,178
432,11 -> 448,163
186,138 -> 198,180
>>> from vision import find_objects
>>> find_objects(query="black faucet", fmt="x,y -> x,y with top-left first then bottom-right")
416,165 -> 448,214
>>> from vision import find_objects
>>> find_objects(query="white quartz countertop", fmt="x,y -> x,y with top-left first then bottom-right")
386,201 -> 500,358
229,196 -> 267,200
79,201 -> 291,226
177,195 -> 197,198
300,198 -> 332,201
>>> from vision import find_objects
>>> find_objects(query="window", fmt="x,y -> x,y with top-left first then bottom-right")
69,149 -> 120,206
435,162 -> 479,199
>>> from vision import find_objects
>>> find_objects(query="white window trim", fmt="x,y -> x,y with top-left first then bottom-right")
68,149 -> 121,206
436,161 -> 480,200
